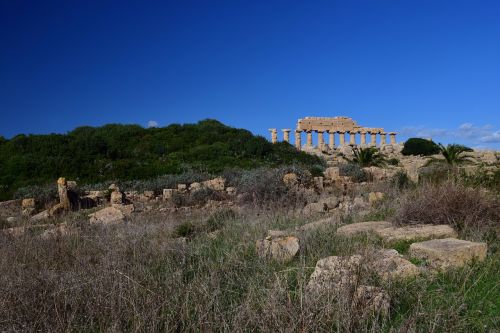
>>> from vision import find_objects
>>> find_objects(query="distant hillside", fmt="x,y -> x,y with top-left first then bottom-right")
0,119 -> 323,200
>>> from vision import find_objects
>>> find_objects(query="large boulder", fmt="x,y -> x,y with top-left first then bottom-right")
375,224 -> 457,242
409,238 -> 487,270
369,249 -> 419,281
256,236 -> 300,262
89,207 -> 125,225
337,221 -> 393,237
306,255 -> 362,295
21,198 -> 36,216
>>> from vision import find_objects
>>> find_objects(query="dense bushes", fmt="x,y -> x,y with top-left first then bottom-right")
392,181 -> 500,233
402,138 -> 440,156
0,120 -> 323,200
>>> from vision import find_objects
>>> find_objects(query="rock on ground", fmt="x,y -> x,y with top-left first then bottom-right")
352,285 -> 391,318
375,224 -> 457,242
409,238 -> 487,270
307,255 -> 362,295
89,207 -> 125,225
255,236 -> 300,262
370,249 -> 420,281
40,224 -> 73,240
336,221 -> 393,237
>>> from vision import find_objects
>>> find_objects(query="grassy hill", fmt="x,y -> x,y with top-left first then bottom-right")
0,119 -> 323,200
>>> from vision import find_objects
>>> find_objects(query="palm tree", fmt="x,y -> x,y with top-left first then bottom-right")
438,144 -> 474,165
350,147 -> 387,167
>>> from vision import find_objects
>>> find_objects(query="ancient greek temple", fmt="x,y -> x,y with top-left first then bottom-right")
269,117 -> 397,150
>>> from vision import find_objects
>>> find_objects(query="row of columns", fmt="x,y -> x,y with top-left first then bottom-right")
269,128 -> 397,149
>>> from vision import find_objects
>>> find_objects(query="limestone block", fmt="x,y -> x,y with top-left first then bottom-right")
352,286 -> 390,318
143,191 -> 155,199
163,189 -> 174,200
189,182 -> 202,192
306,255 -> 362,295
177,184 -> 188,192
375,224 -> 457,242
225,187 -> 236,196
324,167 -> 340,180
370,249 -> 419,281
113,203 -> 135,216
363,167 -> 386,181
302,202 -> 327,215
409,238 -> 487,270
202,177 -> 225,191
336,221 -> 393,237
30,209 -> 51,222
89,207 -> 125,225
255,236 -> 300,262
22,198 -> 36,216
314,177 -> 324,191
110,191 -> 124,205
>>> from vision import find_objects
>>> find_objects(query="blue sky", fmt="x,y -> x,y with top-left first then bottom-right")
1,0 -> 499,149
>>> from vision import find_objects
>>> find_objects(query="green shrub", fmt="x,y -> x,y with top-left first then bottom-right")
391,170 -> 413,189
402,138 -> 440,156
387,158 -> 400,166
339,163 -> 369,182
174,222 -> 196,238
205,208 -> 237,232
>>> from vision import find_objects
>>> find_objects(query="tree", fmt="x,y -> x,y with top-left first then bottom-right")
350,147 -> 387,167
438,144 -> 474,165
402,138 -> 440,156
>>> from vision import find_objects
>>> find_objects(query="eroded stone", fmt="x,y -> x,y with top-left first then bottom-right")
375,224 -> 457,242
256,236 -> 300,262
307,255 -> 362,295
89,207 -> 125,225
337,221 -> 393,237
409,238 -> 487,270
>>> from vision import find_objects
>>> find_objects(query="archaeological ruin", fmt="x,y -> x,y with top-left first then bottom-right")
269,117 -> 397,150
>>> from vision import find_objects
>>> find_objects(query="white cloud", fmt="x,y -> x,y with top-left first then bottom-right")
147,120 -> 159,128
400,123 -> 500,148
480,130 -> 500,143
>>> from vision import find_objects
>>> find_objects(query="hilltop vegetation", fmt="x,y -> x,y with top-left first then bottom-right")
0,119 -> 322,200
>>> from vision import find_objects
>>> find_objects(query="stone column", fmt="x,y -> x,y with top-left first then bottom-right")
282,129 -> 291,143
295,130 -> 302,150
57,177 -> 70,210
339,131 -> 345,146
306,131 -> 313,147
317,130 -> 324,148
349,131 -> 356,145
389,132 -> 397,145
268,128 -> 277,144
328,131 -> 335,149
380,132 -> 387,145
370,132 -> 377,146
360,131 -> 367,145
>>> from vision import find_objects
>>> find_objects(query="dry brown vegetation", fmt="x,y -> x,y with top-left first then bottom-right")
0,168 -> 499,332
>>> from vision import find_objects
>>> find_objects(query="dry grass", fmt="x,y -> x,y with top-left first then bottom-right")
392,180 -> 500,234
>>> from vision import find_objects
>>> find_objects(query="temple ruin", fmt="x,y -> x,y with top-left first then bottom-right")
269,116 -> 397,150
